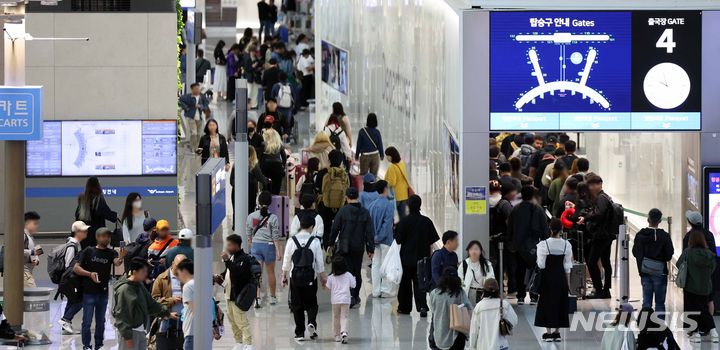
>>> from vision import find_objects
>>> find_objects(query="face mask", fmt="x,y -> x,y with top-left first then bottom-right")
248,127 -> 255,134
133,200 -> 142,209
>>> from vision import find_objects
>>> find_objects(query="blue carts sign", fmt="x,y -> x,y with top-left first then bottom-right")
0,86 -> 43,141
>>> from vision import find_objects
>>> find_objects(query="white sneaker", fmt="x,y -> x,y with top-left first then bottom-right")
243,345 -> 254,350
58,319 -> 75,335
269,296 -> 278,305
308,323 -> 318,340
690,333 -> 702,343
710,329 -> 719,343
335,335 -> 341,342
231,345 -> 244,350
341,332 -> 348,344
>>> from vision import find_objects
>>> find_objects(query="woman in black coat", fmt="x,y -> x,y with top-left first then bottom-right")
75,177 -> 118,249
197,118 -> 230,165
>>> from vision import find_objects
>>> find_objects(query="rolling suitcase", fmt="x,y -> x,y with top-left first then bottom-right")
269,195 -> 290,237
568,230 -> 587,298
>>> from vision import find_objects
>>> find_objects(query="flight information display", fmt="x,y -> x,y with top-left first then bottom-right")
490,11 -> 701,131
706,170 -> 720,255
26,120 -> 177,176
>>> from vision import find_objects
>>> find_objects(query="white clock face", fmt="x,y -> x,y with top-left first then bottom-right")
643,62 -> 691,110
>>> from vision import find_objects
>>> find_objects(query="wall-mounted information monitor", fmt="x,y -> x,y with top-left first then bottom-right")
704,167 -> 720,255
490,11 -> 701,131
26,120 -> 177,176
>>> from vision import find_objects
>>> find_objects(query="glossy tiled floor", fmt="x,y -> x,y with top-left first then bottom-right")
10,98 -> 720,349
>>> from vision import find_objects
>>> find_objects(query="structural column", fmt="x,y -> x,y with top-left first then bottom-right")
3,3 -> 26,328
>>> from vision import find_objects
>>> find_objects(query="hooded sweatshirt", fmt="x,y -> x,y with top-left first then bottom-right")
305,141 -> 334,169
113,276 -> 170,341
632,227 -> 674,277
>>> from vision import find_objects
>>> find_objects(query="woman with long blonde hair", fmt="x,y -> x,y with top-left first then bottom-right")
261,128 -> 287,194
305,131 -> 335,169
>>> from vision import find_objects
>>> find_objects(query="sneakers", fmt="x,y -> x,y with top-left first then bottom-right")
269,296 -> 278,305
542,333 -> 553,342
58,319 -> 75,335
586,289 -> 611,299
517,297 -> 525,305
231,345 -> 244,350
710,329 -> 719,343
335,335 -> 342,342
255,297 -> 262,309
308,323 -> 318,340
529,297 -> 538,305
419,308 -> 428,318
552,332 -> 561,342
350,297 -> 361,309
294,335 -> 305,342
244,345 -> 254,350
690,332 -> 702,343
341,332 -> 348,344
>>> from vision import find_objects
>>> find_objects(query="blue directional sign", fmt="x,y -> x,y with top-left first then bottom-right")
0,86 -> 43,140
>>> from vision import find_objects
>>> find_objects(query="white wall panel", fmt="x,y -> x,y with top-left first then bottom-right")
53,67 -> 149,118
315,0 -> 463,232
149,66 -> 180,118
52,14 -> 149,67
26,67 -> 54,120
148,13 -> 179,67
25,13 -> 54,68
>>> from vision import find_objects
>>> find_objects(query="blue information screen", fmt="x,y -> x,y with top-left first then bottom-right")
707,172 -> 720,255
490,11 -> 702,131
210,164 -> 227,234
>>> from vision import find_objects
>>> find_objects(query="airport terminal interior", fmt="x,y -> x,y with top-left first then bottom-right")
2,0 -> 720,349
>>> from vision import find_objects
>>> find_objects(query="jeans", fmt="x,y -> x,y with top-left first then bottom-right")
641,275 -> 668,314
259,20 -> 276,42
183,335 -> 194,350
62,300 -> 83,322
371,244 -> 389,296
81,293 -> 108,348
396,200 -> 408,221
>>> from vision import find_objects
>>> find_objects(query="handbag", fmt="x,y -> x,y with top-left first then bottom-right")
499,299 -> 514,336
528,267 -> 542,295
449,304 -> 471,335
640,229 -> 667,276
394,163 -> 416,197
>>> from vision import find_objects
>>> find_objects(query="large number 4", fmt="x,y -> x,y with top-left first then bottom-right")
656,28 -> 676,53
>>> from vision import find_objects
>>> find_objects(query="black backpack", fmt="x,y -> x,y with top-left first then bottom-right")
327,127 -> 344,150
299,174 -> 317,200
235,255 -> 261,311
606,196 -> 625,239
290,236 -> 316,287
416,250 -> 436,293
123,240 -> 150,268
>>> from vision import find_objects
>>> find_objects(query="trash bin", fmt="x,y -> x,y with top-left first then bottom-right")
0,287 -> 55,345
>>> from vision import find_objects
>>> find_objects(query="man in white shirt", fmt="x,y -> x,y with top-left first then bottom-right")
58,221 -> 89,335
177,260 -> 195,349
289,194 -> 324,239
296,49 -> 315,108
281,215 -> 327,342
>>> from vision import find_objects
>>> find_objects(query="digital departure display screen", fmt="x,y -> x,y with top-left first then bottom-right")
490,11 -> 701,131
26,120 -> 177,177
706,170 -> 720,255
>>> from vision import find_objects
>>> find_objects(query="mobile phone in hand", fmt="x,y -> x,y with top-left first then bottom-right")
119,241 -> 126,248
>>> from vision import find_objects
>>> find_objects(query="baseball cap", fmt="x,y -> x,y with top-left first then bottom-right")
156,219 -> 170,231
264,115 -> 275,124
686,210 -> 703,226
71,221 -> 90,232
178,228 -> 194,240
143,217 -> 157,232
346,187 -> 359,200
363,173 -> 376,184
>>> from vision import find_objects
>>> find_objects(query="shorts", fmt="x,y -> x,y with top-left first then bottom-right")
251,242 -> 276,262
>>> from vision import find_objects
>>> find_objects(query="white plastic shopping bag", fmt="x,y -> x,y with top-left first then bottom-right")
380,240 -> 403,297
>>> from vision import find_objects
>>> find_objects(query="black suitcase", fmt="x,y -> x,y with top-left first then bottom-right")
567,230 -> 587,298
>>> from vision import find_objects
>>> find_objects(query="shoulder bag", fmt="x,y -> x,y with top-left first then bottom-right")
449,303 -> 471,335
499,299 -> 513,336
640,228 -> 667,276
394,163 -> 416,197
362,127 -> 379,151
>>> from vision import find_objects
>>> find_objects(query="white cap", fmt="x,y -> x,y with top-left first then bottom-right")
178,228 -> 194,240
71,221 -> 90,232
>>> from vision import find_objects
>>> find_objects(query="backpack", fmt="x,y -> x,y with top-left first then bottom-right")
327,127 -> 344,151
416,250 -> 436,293
290,236 -> 316,287
47,241 -> 79,284
518,146 -> 534,174
277,83 -> 293,108
235,255 -> 261,311
0,234 -> 29,275
299,174 -> 317,200
123,240 -> 150,268
58,261 -> 82,303
322,167 -> 349,209
606,196 -> 625,239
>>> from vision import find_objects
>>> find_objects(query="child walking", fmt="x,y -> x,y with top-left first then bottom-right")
325,256 -> 356,344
